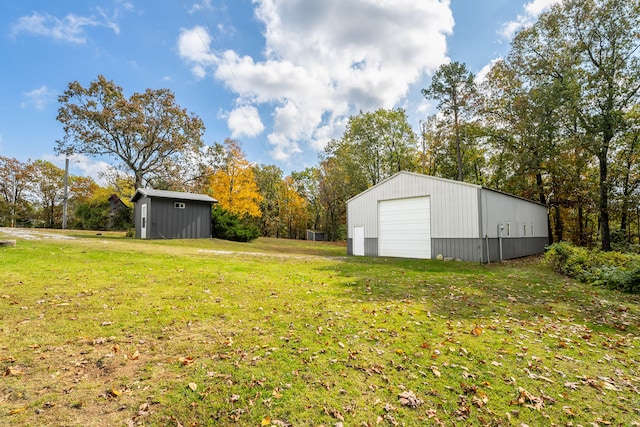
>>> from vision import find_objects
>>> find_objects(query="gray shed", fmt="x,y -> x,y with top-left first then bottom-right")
131,188 -> 217,239
346,171 -> 549,262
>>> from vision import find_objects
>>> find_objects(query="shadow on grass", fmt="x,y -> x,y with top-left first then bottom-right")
325,255 -> 640,334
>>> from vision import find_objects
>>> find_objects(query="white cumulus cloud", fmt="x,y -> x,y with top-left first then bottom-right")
227,105 -> 265,138
500,0 -> 562,39
178,0 -> 453,163
11,11 -> 120,44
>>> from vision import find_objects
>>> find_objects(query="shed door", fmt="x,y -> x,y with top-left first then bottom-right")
353,226 -> 365,256
378,197 -> 431,259
140,204 -> 148,239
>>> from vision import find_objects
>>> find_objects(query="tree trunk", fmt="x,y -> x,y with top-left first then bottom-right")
578,203 -> 586,246
536,172 -> 553,245
554,205 -> 563,242
598,150 -> 611,251
453,108 -> 463,181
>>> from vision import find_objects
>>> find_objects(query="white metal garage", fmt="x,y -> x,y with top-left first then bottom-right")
346,171 -> 549,262
378,197 -> 431,259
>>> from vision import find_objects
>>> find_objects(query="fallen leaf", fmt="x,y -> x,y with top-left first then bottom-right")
128,350 -> 140,360
261,415 -> 271,426
472,393 -> 489,408
179,357 -> 194,365
8,407 -> 27,415
430,365 -> 441,377
188,383 -> 198,392
109,387 -> 122,397
398,390 -> 423,408
4,367 -> 24,376
471,327 -> 483,336
331,409 -> 344,421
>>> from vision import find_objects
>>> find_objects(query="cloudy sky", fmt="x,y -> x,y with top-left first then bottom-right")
0,0 -> 560,182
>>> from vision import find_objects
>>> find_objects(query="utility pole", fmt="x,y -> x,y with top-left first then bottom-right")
10,172 -> 16,228
62,157 -> 69,229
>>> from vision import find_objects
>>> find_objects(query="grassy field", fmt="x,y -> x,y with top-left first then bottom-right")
1,229 -> 639,426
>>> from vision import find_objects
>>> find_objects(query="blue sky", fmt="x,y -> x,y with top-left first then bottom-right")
0,0 -> 559,184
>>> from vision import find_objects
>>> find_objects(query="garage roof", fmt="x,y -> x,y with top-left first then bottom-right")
346,171 -> 545,207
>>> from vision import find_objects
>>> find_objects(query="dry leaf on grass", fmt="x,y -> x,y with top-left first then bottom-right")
430,366 -> 441,378
179,356 -> 194,365
4,367 -> 24,376
398,390 -> 423,408
8,406 -> 27,415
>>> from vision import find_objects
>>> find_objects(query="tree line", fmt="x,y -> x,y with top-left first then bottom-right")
2,0 -> 639,250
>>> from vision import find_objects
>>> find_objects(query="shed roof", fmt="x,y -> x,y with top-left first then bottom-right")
130,188 -> 218,203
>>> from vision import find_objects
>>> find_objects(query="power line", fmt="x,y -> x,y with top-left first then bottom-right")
178,1 -> 272,155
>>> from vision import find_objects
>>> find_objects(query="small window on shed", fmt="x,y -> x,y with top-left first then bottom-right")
523,224 -> 527,236
174,202 -> 185,209
531,224 -> 534,236
506,222 -> 511,237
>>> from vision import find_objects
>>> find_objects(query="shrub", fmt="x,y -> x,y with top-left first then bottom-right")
545,242 -> 640,293
211,207 -> 260,242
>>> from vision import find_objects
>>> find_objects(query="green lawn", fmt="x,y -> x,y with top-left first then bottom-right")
1,229 -> 639,426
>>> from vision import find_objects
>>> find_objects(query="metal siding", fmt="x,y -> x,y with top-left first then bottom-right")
481,189 -> 548,239
502,237 -> 548,259
431,238 -> 483,262
346,172 -> 480,242
141,198 -> 211,239
365,238 -> 378,257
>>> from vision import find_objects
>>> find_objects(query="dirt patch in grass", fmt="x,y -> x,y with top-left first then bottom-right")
0,227 -> 78,240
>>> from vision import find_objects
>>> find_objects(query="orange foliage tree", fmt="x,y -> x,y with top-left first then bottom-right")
208,139 -> 262,218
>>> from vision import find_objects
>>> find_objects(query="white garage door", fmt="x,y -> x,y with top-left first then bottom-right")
378,197 -> 431,259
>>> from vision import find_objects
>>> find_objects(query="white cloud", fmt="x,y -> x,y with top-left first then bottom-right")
500,0 -> 562,39
22,85 -> 56,111
178,26 -> 217,67
226,105 -> 265,138
11,11 -> 120,44
475,59 -> 502,84
44,153 -> 111,186
188,0 -> 213,15
178,0 -> 454,163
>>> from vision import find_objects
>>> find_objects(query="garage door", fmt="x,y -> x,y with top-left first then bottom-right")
378,197 -> 431,259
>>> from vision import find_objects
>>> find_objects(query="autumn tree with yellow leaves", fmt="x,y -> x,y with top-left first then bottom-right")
208,139 -> 263,219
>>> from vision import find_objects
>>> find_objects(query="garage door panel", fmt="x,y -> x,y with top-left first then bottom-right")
379,197 -> 431,259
